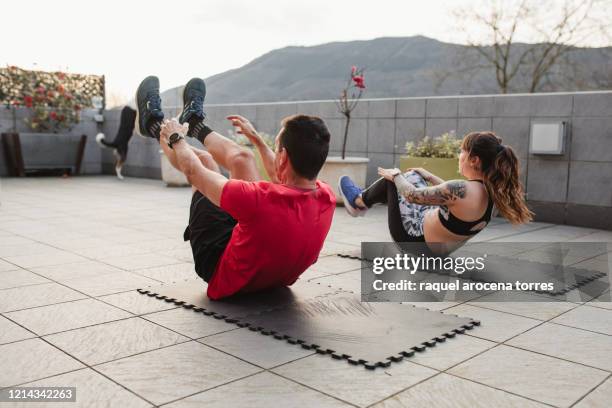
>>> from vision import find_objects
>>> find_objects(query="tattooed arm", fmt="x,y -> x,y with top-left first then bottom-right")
408,167 -> 445,185
378,167 -> 466,206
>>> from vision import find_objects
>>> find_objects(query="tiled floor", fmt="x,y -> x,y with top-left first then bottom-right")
0,176 -> 610,408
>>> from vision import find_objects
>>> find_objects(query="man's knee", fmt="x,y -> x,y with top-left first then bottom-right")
227,148 -> 255,169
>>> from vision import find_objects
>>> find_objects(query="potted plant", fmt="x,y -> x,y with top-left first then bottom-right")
1,66 -> 102,176
318,66 -> 369,202
400,131 -> 464,181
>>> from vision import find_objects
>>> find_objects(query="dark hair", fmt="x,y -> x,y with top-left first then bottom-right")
279,114 -> 330,180
461,131 -> 533,225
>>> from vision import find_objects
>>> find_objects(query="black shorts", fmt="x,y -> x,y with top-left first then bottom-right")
183,190 -> 237,282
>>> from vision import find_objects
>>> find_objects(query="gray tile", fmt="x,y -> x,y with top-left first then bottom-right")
444,304 -> 540,342
395,118 -> 426,153
201,328 -> 314,368
44,317 -> 188,365
6,298 -> 131,336
14,368 -> 152,408
507,322 -> 612,371
96,341 -> 260,406
373,373 -> 547,408
409,334 -> 496,371
0,338 -> 84,387
468,293 -> 577,321
99,253 -> 182,271
458,96 -> 495,117
551,305 -> 612,335
458,117 -> 492,136
574,377 -> 612,408
451,345 -> 609,407
493,95 -> 532,116
526,159 -> 569,202
29,260 -> 124,282
573,93 -> 612,117
0,258 -> 19,272
143,307 -> 236,339
273,354 -> 437,407
71,244 -> 153,260
0,283 -> 87,313
567,161 -> 612,206
97,290 -> 179,315
166,371 -> 350,408
396,99 -> 426,118
571,118 -> 612,162
62,271 -> 161,296
133,263 -> 194,285
426,98 -> 458,117
0,269 -> 50,289
367,119 -> 395,153
3,250 -> 88,269
531,94 -> 573,116
369,100 -> 396,118
0,315 -> 35,344
425,118 -> 458,138
0,242 -> 59,258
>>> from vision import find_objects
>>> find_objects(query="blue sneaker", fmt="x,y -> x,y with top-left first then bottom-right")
135,76 -> 164,139
178,78 -> 207,138
338,175 -> 367,217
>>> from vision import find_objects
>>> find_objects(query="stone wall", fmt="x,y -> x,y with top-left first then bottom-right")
4,91 -> 612,229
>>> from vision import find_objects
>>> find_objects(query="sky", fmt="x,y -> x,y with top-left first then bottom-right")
4,0 -> 610,105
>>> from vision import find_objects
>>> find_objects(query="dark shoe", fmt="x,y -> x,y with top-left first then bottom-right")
178,78 -> 207,138
135,76 -> 164,139
338,175 -> 367,217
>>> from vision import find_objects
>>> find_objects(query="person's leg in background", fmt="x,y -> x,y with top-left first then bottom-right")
179,78 -> 260,182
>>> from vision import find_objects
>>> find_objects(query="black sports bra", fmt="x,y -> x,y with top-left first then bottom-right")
438,180 -> 494,236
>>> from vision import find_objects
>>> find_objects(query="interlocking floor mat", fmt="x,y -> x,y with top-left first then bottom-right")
137,279 -> 479,369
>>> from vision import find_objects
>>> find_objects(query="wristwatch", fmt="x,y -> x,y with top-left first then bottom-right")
168,133 -> 184,149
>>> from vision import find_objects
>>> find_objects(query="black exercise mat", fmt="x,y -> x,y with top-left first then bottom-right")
137,279 -> 479,369
340,245 -> 607,297
138,279 -> 347,321
238,291 -> 478,369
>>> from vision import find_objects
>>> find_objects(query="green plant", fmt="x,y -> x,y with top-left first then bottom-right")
0,65 -> 104,132
405,131 -> 462,158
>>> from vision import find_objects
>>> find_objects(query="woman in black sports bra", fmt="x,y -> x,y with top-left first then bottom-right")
338,131 -> 533,254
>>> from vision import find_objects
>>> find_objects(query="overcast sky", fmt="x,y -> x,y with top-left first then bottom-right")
4,0 -> 610,104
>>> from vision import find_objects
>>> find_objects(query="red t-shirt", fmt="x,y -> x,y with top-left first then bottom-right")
207,179 -> 335,299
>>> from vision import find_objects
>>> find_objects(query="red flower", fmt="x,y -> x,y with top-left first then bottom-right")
351,65 -> 357,75
58,114 -> 65,121
352,75 -> 366,89
56,84 -> 65,93
47,91 -> 55,98
36,86 -> 46,94
50,111 -> 57,120
24,95 -> 33,107
74,104 -> 81,111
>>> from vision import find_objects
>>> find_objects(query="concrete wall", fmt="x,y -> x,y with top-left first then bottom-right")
7,91 -> 612,229
0,108 -> 102,176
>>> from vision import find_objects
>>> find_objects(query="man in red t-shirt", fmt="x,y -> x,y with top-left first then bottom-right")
135,76 -> 335,299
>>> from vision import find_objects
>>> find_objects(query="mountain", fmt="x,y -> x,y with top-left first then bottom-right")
161,36 -> 611,105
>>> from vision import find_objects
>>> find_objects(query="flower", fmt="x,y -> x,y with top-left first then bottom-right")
351,65 -> 357,75
50,111 -> 57,120
36,86 -> 46,94
352,75 -> 366,89
24,95 -> 33,107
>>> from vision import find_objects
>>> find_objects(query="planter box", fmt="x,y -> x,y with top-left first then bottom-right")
399,156 -> 464,181
160,151 -> 190,187
2,132 -> 87,176
318,156 -> 369,203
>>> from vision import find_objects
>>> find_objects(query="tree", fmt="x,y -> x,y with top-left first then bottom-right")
445,0 -> 612,93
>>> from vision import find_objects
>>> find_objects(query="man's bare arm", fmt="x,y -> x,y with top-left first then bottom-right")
160,119 -> 227,205
394,176 -> 467,206
227,115 -> 279,183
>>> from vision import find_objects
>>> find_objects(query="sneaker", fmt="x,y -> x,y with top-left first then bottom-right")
135,76 -> 164,139
338,175 -> 367,217
178,77 -> 207,138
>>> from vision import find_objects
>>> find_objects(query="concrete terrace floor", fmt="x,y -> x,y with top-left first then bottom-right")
0,175 -> 610,408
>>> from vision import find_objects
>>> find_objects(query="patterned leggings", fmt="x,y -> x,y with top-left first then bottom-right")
361,170 -> 435,242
